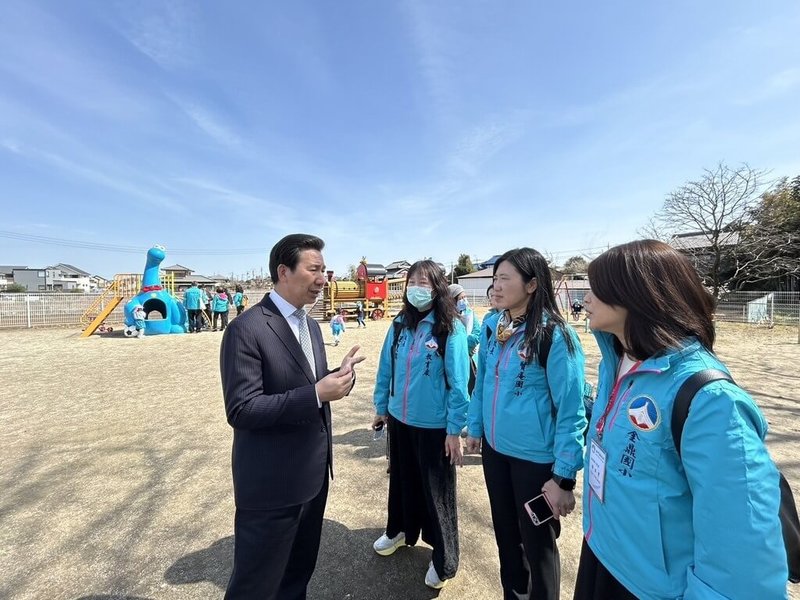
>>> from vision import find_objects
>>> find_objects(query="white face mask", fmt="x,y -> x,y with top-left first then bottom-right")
456,298 -> 468,312
406,286 -> 434,310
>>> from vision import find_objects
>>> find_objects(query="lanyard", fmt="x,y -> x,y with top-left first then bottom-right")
595,359 -> 641,442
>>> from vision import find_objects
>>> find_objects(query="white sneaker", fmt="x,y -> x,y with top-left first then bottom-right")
373,532 -> 406,556
425,561 -> 446,589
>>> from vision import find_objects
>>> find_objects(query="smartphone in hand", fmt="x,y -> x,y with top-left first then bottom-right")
523,493 -> 555,526
372,421 -> 385,440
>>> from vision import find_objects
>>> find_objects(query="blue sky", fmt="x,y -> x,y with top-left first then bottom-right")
2,0 -> 800,279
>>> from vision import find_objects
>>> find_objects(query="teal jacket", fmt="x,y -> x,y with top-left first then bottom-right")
468,312 -> 586,478
233,292 -> 244,307
183,286 -> 203,310
374,312 -> 470,435
212,293 -> 230,313
458,308 -> 482,355
583,331 -> 787,599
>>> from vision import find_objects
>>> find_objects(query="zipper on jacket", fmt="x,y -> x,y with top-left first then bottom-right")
587,366 -> 664,540
490,332 -> 522,449
402,329 -> 423,421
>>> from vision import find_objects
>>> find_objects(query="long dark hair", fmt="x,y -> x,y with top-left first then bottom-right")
494,248 -> 574,361
398,260 -> 458,340
588,239 -> 715,359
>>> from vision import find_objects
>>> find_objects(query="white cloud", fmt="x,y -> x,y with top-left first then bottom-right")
734,68 -> 800,106
121,0 -> 198,70
178,102 -> 242,147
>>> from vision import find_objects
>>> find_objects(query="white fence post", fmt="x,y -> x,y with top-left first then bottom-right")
25,295 -> 31,328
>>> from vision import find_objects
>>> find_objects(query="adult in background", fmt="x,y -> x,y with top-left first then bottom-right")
448,283 -> 481,395
220,233 -> 365,600
203,286 -> 213,328
466,247 -> 586,600
212,287 -> 230,331
485,284 -> 499,319
574,240 -> 786,600
371,260 -> 470,590
183,281 -> 204,333
233,285 -> 246,316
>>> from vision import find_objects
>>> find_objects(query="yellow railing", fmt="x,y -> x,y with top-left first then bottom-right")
79,272 -> 176,327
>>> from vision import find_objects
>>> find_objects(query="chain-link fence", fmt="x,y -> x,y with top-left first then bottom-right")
0,291 -> 265,329
1,289 -> 797,330
715,291 -> 799,326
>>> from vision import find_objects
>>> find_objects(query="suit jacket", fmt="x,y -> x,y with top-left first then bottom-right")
220,293 -> 333,510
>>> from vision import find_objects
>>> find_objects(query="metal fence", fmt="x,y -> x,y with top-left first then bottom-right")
1,289 -> 798,330
461,290 -> 800,326
715,291 -> 800,326
0,291 -> 264,330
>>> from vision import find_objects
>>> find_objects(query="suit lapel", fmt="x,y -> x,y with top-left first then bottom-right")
308,319 -> 326,380
260,295 -> 316,384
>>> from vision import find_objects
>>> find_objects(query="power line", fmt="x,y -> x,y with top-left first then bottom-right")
0,230 -> 266,256
1,229 -> 612,263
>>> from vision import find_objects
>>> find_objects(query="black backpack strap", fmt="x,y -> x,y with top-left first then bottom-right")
389,320 -> 403,397
537,321 -> 555,369
671,369 -> 734,458
440,331 -> 450,390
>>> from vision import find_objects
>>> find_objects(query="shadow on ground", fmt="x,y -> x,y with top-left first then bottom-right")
165,519 -> 445,600
75,596 -> 154,600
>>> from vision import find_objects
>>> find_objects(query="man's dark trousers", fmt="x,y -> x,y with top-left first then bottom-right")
225,477 -> 329,600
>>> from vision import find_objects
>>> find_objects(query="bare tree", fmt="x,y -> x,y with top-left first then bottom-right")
651,162 -> 767,298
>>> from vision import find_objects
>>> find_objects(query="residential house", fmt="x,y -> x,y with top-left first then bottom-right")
385,260 -> 411,280
162,264 -> 222,291
0,265 -> 26,290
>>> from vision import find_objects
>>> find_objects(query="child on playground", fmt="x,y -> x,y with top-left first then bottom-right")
330,309 -> 346,346
132,304 -> 146,338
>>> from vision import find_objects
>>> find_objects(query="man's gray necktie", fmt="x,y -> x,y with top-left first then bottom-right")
293,308 -> 316,376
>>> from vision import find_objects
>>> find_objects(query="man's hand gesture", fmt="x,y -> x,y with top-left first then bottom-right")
316,346 -> 365,403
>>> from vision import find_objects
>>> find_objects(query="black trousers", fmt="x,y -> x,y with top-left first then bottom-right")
225,477 -> 329,600
187,309 -> 203,332
213,311 -> 229,330
386,416 -> 459,580
236,305 -> 244,316
481,439 -> 561,600
573,539 -> 637,600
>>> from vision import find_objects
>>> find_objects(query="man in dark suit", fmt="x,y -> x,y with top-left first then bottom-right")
220,233 -> 364,599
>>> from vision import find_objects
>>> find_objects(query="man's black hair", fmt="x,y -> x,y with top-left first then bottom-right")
268,234 -> 325,282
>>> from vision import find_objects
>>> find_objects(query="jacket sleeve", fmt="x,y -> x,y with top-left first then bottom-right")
681,382 -> 787,600
467,319 -> 491,438
444,321 -> 470,435
372,322 -> 397,416
220,320 -> 319,429
546,326 -> 587,479
467,310 -> 481,355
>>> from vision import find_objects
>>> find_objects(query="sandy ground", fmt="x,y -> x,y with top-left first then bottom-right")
1,312 -> 798,600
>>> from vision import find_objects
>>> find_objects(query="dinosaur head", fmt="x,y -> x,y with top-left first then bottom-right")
146,245 -> 166,265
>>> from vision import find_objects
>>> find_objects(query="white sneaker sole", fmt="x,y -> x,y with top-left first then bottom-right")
373,538 -> 406,556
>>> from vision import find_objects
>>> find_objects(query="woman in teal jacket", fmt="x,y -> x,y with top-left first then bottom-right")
211,287 -> 230,331
575,240 -> 786,600
372,260 -> 470,590
466,247 -> 586,600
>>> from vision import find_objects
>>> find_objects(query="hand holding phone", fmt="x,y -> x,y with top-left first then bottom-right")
523,493 -> 555,526
372,418 -> 386,440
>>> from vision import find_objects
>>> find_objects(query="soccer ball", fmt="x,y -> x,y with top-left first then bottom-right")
123,325 -> 137,338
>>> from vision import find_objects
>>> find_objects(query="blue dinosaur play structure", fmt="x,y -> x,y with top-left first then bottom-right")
123,245 -> 188,336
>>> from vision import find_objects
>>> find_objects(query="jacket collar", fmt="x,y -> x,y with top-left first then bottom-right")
593,330 -> 704,374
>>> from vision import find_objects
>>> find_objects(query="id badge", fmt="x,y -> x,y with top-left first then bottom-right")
588,439 -> 607,503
